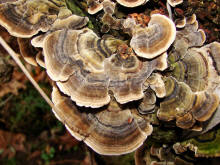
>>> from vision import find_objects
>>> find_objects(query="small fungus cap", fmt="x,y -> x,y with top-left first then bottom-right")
167,0 -> 183,7
175,17 -> 186,28
87,0 -> 103,14
116,0 -> 148,8
130,14 -> 176,59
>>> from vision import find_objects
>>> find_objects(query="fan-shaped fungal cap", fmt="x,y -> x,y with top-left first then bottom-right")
147,73 -> 166,98
191,92 -> 219,122
176,112 -> 195,129
186,14 -> 197,25
39,26 -> 166,107
41,28 -> 118,81
169,16 -> 207,63
158,76 -> 219,129
175,17 -> 186,28
52,86 -> 153,155
130,14 -> 176,59
157,77 -> 195,121
0,0 -> 17,4
138,88 -> 156,114
0,0 -> 72,37
204,42 -> 220,75
51,15 -> 89,31
116,0 -> 148,8
170,49 -> 211,92
103,0 -> 115,14
170,43 -> 220,93
87,0 -> 103,14
167,0 -> 183,7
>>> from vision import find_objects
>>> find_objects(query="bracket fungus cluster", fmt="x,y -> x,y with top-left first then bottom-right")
135,143 -> 193,165
87,0 -> 183,14
1,0 -> 220,158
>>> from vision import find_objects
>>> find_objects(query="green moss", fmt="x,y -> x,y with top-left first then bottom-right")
66,0 -> 95,30
151,127 -> 178,143
41,147 -> 55,164
7,83 -> 62,135
66,0 -> 85,16
182,129 -> 220,157
99,152 -> 135,165
2,158 -> 17,165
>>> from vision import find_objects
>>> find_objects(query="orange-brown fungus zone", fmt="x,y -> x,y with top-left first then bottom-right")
128,13 -> 150,27
117,44 -> 134,59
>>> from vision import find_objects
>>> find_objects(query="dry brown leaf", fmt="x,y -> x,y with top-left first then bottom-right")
0,129 -> 26,158
33,67 -> 48,83
0,79 -> 26,97
0,66 -> 28,98
52,131 -> 79,150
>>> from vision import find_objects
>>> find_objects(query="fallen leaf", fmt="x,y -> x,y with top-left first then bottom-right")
0,129 -> 26,158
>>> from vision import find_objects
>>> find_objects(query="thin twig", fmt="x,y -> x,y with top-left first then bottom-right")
0,36 -> 55,109
0,94 -> 13,107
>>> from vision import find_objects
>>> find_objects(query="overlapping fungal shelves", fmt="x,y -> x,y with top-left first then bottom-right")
0,0 -> 220,158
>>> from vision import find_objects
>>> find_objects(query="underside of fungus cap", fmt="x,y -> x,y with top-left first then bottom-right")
167,0 -> 183,7
130,14 -> 176,59
116,0 -> 148,8
17,38 -> 38,66
52,86 -> 153,155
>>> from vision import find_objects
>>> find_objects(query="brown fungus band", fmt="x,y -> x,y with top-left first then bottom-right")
52,86 -> 153,155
